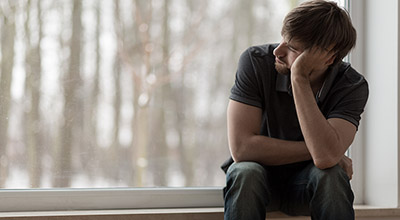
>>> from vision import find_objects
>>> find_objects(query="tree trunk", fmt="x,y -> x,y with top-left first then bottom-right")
81,0 -> 102,184
131,0 -> 152,187
24,0 -> 43,188
149,0 -> 170,186
54,0 -> 82,187
174,0 -> 201,186
244,0 -> 254,46
108,0 -> 122,182
0,2 -> 16,187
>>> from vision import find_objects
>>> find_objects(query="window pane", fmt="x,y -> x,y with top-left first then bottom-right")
0,0 -> 344,189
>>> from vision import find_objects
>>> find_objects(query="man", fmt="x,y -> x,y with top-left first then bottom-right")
222,1 -> 369,220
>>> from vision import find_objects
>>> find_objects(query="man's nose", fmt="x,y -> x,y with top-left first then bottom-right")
273,43 -> 285,58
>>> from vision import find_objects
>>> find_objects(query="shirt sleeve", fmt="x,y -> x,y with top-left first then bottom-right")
327,79 -> 369,129
229,48 -> 263,108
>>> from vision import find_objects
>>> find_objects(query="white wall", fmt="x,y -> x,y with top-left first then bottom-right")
351,0 -> 399,207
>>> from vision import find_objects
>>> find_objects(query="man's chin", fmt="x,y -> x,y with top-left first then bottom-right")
275,62 -> 290,75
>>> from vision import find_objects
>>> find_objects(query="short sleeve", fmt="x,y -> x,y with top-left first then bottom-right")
230,49 -> 263,108
327,79 -> 369,129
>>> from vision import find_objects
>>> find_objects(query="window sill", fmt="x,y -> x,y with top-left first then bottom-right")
0,208 -> 224,220
0,206 -> 399,220
267,205 -> 400,219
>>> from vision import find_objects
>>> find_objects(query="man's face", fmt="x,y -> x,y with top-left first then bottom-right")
273,37 -> 304,75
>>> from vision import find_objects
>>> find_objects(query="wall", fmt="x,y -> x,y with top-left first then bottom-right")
351,0 -> 399,207
364,0 -> 398,207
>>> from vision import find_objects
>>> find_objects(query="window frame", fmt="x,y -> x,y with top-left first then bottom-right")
347,0 -> 365,205
0,187 -> 223,212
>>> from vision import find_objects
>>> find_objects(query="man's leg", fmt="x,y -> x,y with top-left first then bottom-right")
224,162 -> 277,220
280,163 -> 354,220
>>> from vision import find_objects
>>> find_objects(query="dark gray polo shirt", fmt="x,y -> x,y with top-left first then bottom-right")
222,44 -> 369,172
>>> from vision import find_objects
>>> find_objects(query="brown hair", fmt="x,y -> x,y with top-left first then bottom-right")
281,0 -> 356,64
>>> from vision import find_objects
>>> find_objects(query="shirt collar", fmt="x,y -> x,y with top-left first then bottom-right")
275,62 -> 341,102
316,63 -> 340,103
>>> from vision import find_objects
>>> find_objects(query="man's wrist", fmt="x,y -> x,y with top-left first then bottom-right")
291,72 -> 310,86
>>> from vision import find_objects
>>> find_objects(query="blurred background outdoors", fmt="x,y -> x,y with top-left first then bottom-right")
0,0 -> 343,188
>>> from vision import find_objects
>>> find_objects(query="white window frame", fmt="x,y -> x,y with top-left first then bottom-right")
0,187 -> 223,212
348,0 -> 365,205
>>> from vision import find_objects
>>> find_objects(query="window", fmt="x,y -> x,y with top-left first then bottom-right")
0,0 -> 365,212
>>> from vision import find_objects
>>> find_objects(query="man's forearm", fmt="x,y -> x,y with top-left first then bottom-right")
291,76 -> 345,168
231,134 -> 312,166
227,99 -> 312,166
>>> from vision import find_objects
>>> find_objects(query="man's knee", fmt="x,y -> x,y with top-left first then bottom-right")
225,162 -> 270,207
224,162 -> 270,220
225,162 -> 269,192
310,164 -> 349,184
309,164 -> 353,199
227,162 -> 266,182
308,165 -> 355,218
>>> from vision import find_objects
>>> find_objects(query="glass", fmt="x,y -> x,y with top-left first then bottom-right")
0,0 -> 343,189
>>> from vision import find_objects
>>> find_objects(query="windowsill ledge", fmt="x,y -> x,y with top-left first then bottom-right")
266,205 -> 400,219
354,205 -> 400,217
0,206 -> 399,220
0,208 -> 224,219
267,205 -> 400,218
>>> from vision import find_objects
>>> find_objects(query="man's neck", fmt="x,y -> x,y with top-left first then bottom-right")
310,68 -> 329,96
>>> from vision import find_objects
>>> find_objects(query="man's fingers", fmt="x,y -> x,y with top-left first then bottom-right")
339,155 -> 353,180
307,46 -> 336,63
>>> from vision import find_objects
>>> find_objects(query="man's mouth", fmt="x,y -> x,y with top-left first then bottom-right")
275,57 -> 285,65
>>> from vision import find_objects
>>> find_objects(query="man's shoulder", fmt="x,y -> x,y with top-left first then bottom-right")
337,62 -> 367,86
245,43 -> 278,58
238,44 -> 278,72
330,62 -> 369,101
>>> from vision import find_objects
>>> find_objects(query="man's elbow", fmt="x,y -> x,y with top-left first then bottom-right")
312,143 -> 346,169
229,141 -> 248,162
313,156 -> 340,170
230,147 -> 245,162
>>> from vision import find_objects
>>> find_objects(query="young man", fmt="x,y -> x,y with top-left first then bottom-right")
222,1 -> 369,220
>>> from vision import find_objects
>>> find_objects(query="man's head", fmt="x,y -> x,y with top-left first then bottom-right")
274,0 -> 356,75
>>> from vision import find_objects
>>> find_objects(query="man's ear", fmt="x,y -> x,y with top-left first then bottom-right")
325,53 -> 336,66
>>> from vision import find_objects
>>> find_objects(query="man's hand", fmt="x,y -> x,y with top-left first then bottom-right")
291,47 -> 336,80
338,155 -> 353,180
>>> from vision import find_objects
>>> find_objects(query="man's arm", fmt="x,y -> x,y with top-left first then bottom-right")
290,47 -> 357,169
227,99 -> 312,165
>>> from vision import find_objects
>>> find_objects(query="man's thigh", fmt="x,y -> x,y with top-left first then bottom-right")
278,161 -> 353,216
276,162 -> 315,216
265,161 -> 312,213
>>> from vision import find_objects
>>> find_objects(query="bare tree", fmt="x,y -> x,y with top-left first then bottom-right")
148,0 -> 170,186
109,0 -> 123,182
129,0 -> 153,187
173,0 -> 206,186
24,0 -> 43,188
80,0 -> 102,184
54,0 -> 83,187
0,1 -> 16,187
